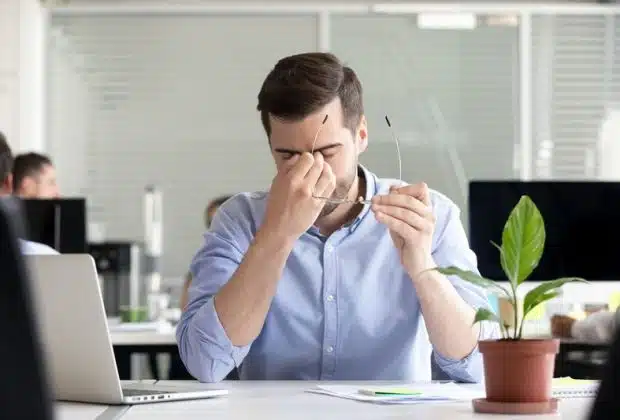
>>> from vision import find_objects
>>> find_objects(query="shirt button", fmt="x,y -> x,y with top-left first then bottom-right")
326,295 -> 335,302
325,244 -> 334,253
326,346 -> 334,353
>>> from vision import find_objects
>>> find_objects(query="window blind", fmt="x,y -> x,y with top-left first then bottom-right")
531,14 -> 620,179
331,14 -> 519,227
47,14 -> 318,277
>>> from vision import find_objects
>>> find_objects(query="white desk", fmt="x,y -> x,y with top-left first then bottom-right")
56,381 -> 596,420
55,402 -> 119,420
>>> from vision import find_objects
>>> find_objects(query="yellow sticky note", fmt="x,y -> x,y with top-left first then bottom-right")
525,301 -> 546,321
552,377 -> 597,387
609,292 -> 620,311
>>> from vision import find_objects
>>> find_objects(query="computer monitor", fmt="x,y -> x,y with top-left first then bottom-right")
21,198 -> 87,253
469,181 -> 620,282
0,197 -> 53,419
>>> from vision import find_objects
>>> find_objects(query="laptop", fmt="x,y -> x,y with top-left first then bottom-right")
25,253 -> 228,405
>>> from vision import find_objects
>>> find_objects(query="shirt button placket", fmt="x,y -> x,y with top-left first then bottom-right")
321,241 -> 338,379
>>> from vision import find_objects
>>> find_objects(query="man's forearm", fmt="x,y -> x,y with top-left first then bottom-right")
413,267 -> 480,360
214,230 -> 295,346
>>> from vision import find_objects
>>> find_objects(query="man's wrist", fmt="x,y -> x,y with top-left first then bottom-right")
255,225 -> 298,254
407,254 -> 437,283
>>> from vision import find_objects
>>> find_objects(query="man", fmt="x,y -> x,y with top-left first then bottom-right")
177,52 -> 497,383
12,152 -> 59,199
0,132 -> 57,255
204,195 -> 232,232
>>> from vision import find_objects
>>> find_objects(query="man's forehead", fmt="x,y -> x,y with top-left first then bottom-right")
38,164 -> 55,177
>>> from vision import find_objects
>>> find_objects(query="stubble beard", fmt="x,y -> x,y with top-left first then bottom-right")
317,164 -> 358,219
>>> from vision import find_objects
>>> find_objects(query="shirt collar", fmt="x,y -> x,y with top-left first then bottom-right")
347,164 -> 375,233
306,164 -> 376,237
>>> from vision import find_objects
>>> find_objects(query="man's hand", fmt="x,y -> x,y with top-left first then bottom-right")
261,152 -> 336,242
371,182 -> 436,279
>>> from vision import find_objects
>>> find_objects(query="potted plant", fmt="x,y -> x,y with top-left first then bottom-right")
430,195 -> 586,414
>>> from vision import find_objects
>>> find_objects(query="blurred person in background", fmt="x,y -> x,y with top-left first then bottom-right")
552,308 -> 620,344
12,152 -> 59,199
180,195 -> 233,311
169,195 -> 233,380
0,131 -> 57,255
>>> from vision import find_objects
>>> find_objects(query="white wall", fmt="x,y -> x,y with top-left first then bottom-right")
0,0 -> 45,153
47,29 -> 90,197
0,0 -> 20,147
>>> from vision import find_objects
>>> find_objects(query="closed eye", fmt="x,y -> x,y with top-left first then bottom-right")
280,151 -> 299,160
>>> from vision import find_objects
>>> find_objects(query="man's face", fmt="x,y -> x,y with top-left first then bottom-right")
268,98 -> 367,218
19,164 -> 59,199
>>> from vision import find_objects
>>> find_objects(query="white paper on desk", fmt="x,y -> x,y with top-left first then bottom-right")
307,383 -> 485,405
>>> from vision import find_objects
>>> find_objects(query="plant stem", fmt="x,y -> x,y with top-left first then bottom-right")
499,322 -> 508,340
517,316 -> 525,340
509,283 -> 519,339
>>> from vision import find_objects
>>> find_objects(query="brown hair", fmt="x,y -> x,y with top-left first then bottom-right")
257,52 -> 364,137
0,131 -> 13,184
12,152 -> 53,191
204,195 -> 233,228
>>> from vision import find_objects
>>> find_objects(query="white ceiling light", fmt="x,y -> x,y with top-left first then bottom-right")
416,12 -> 477,30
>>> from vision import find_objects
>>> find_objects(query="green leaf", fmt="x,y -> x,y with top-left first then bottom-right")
473,307 -> 501,325
491,240 -> 512,286
524,291 -> 561,320
522,277 -> 588,317
500,195 -> 546,285
430,266 -> 510,297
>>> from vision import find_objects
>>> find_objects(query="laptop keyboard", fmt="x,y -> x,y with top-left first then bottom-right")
123,388 -> 178,396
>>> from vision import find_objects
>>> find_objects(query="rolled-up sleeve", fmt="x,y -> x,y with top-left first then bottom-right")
176,197 -> 254,383
429,194 -> 500,383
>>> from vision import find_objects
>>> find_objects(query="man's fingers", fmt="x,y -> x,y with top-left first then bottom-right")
286,152 -> 315,179
371,193 -> 431,219
314,163 -> 336,198
304,153 -> 324,186
391,182 -> 430,206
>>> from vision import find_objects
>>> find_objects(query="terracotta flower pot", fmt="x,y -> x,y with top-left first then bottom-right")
479,339 -> 560,403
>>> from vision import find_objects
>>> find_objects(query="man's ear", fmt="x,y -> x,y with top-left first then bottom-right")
1,173 -> 13,194
17,176 -> 36,196
356,115 -> 368,153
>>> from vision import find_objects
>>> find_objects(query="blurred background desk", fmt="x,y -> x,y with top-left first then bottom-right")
110,327 -> 178,380
554,340 -> 610,380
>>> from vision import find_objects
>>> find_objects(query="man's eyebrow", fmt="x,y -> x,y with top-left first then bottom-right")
274,143 -> 342,154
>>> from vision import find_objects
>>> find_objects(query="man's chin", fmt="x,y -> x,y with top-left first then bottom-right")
318,202 -> 339,219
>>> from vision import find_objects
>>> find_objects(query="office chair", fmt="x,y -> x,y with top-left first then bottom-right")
0,197 -> 53,419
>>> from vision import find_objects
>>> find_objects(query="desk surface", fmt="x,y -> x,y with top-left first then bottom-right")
56,381 -> 594,420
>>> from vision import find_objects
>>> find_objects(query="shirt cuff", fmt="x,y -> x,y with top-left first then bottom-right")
192,297 -> 248,364
433,320 -> 495,383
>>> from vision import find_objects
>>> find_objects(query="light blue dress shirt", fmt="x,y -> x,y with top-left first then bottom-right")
177,166 -> 498,383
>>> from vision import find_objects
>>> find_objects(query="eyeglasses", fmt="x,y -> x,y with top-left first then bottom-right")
310,114 -> 402,205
